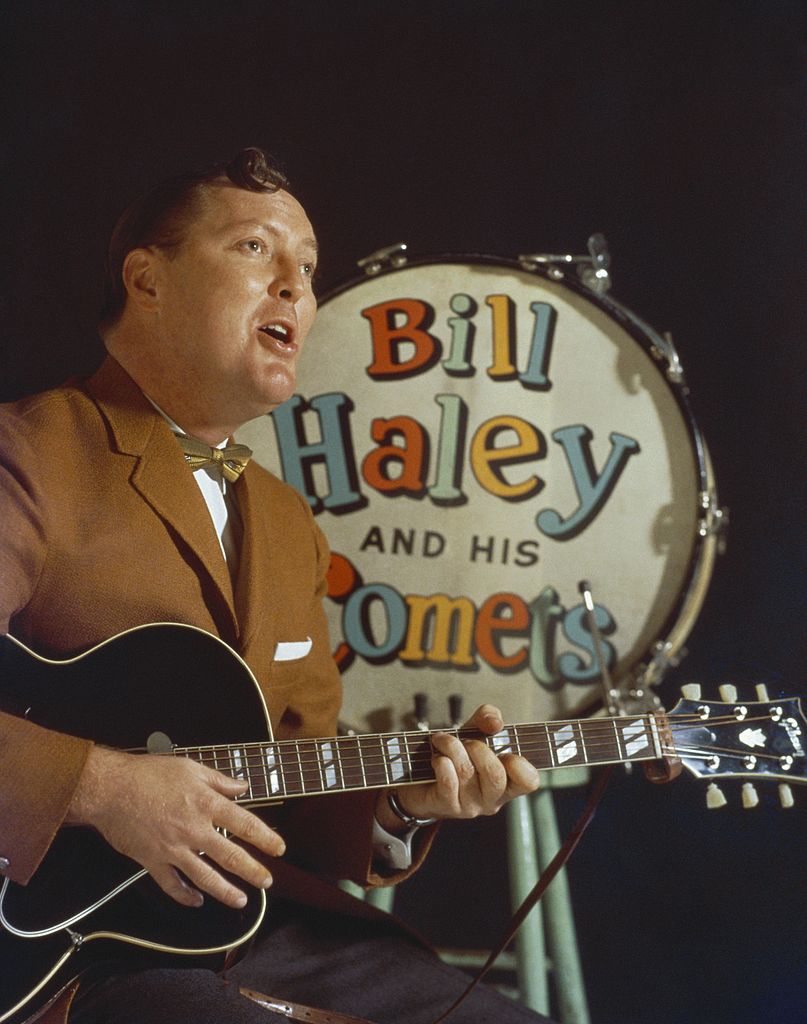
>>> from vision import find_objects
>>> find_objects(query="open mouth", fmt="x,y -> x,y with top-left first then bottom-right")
258,322 -> 294,345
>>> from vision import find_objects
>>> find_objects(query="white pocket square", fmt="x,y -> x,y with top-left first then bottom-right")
273,638 -> 313,662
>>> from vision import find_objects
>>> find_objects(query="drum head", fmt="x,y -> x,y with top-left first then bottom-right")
240,258 -> 715,730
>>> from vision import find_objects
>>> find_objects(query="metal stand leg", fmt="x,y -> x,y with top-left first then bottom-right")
507,796 -> 550,1013
530,785 -> 591,1024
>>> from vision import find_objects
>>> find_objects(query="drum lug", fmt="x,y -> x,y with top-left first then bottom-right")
649,331 -> 685,385
519,233 -> 612,292
698,491 -> 729,543
357,242 -> 409,276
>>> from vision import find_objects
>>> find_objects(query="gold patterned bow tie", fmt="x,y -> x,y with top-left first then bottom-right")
179,436 -> 253,483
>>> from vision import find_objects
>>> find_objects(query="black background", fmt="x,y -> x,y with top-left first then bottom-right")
2,3 -> 805,1022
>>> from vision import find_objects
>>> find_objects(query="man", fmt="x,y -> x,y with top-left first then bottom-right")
0,148 -> 548,1023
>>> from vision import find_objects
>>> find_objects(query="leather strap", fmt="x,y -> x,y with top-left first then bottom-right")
241,770 -> 611,1024
429,766 -> 613,1023
240,987 -> 377,1024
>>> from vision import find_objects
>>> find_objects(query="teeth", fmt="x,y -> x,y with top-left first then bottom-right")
260,324 -> 289,340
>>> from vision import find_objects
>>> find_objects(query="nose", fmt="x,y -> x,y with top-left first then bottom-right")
268,257 -> 305,303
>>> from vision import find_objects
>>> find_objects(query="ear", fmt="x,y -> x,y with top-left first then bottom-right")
122,248 -> 161,313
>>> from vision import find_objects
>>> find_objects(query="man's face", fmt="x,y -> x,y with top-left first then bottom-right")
149,184 -> 318,429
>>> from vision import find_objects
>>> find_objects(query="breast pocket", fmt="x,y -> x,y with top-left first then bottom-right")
273,638 -> 313,662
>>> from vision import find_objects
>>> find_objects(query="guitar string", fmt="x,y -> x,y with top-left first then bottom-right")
180,715 -> 783,768
190,742 -> 791,776
178,712 -> 780,763
176,715 -> 796,792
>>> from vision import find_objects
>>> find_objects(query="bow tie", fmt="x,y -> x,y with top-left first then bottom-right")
179,436 -> 253,483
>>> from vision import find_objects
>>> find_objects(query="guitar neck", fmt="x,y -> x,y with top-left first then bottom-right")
177,713 -> 670,803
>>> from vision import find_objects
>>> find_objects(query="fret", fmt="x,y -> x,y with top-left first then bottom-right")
612,719 -> 623,761
194,747 -> 215,772
406,732 -> 434,784
575,722 -> 588,763
362,736 -> 389,789
338,736 -> 365,791
296,739 -> 321,793
211,746 -> 227,775
544,724 -> 557,767
240,745 -> 265,800
278,740 -> 303,796
507,725 -> 551,769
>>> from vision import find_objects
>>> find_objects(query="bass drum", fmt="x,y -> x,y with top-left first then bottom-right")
240,257 -> 719,731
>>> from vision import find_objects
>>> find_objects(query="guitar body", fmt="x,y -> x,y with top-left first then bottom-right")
0,624 -> 271,1024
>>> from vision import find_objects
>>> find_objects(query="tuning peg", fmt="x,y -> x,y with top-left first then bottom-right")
755,683 -> 770,701
681,683 -> 702,700
706,782 -> 727,809
741,783 -> 760,809
719,684 -> 738,703
779,784 -> 795,809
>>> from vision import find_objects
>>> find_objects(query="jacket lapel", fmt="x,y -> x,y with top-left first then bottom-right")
86,358 -> 239,639
231,464 -> 276,655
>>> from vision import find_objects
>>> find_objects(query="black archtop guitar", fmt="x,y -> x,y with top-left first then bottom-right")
1,622 -> 805,1023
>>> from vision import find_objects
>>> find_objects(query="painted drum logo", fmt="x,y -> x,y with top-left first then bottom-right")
243,263 -> 707,727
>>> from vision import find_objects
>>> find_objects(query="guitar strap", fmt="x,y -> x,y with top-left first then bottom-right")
240,987 -> 378,1023
239,767 -> 612,1024
429,766 -> 613,1024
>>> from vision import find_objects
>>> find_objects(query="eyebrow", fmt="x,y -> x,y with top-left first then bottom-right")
222,220 -> 319,254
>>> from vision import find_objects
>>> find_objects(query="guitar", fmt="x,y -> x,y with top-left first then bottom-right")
0,622 -> 805,1024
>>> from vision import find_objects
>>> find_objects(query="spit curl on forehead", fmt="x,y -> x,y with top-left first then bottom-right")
100,147 -> 289,329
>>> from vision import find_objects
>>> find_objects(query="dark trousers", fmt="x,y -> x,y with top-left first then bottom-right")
71,900 -> 554,1024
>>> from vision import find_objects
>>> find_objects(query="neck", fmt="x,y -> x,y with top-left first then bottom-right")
175,714 -> 672,803
104,337 -> 239,445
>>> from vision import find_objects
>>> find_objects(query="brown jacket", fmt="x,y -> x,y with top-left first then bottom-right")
0,357 -> 427,890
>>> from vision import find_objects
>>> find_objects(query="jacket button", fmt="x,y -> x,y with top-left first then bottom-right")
0,857 -> 9,871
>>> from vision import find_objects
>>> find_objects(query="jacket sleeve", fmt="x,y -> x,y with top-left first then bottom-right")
0,413 -> 93,884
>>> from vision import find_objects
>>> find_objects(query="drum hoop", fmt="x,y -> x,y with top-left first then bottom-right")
312,252 -> 719,691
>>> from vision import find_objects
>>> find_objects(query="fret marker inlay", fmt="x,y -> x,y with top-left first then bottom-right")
385,737 -> 406,782
320,741 -> 338,789
491,729 -> 513,755
552,724 -> 577,765
264,748 -> 282,794
621,720 -> 649,758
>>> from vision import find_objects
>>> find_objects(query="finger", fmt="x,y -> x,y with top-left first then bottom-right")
464,739 -> 508,808
464,704 -> 504,734
431,732 -> 476,785
177,851 -> 250,909
214,801 -> 286,858
203,765 -> 250,797
500,753 -> 541,795
202,829 -> 276,892
148,863 -> 205,908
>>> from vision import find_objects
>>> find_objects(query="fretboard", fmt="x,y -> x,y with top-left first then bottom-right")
177,714 -> 671,804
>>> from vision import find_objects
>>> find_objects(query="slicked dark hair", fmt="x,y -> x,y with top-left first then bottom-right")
100,147 -> 289,328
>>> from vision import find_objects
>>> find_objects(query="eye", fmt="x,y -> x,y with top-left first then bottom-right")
301,262 -> 316,278
238,238 -> 268,255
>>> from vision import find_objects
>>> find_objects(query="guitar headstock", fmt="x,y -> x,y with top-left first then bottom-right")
666,683 -> 806,809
